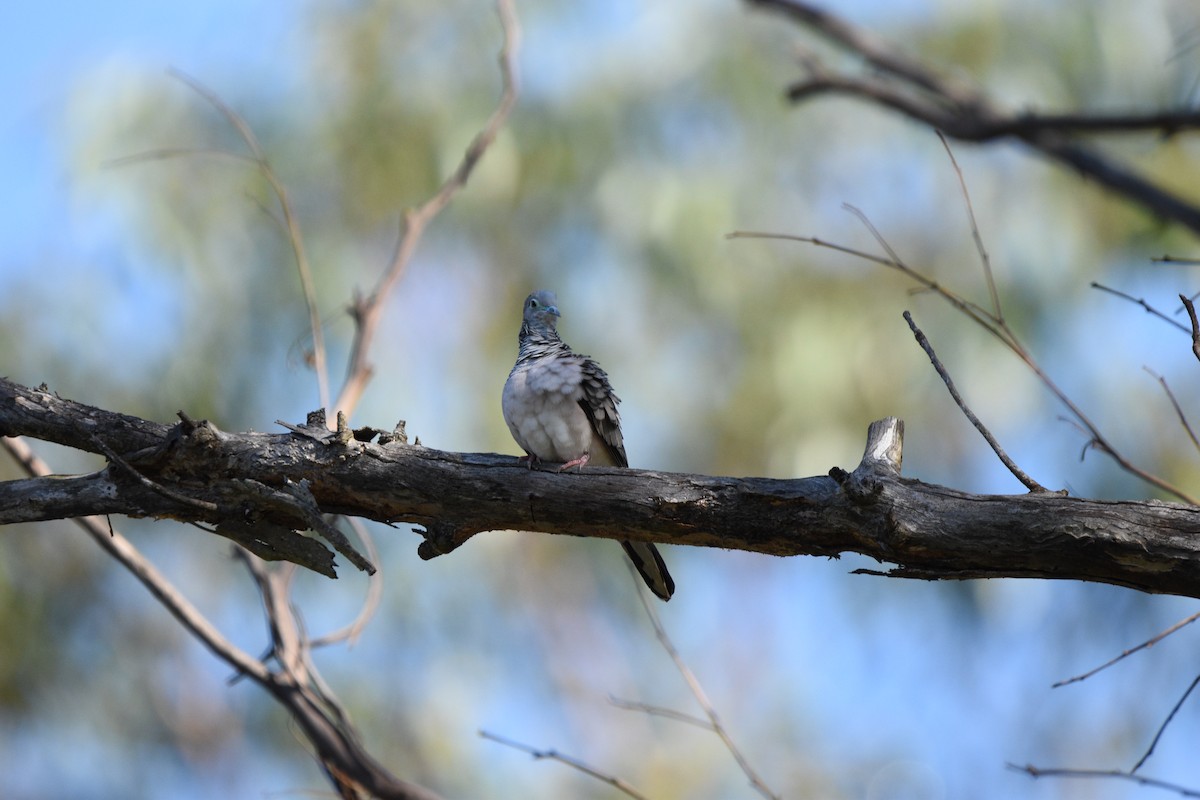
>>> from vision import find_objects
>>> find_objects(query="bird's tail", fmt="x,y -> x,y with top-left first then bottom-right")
621,541 -> 675,601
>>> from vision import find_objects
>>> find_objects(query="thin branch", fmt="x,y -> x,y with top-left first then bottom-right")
115,70 -> 332,418
749,0 -> 1200,235
309,517 -> 383,648
5,435 -> 443,798
1145,369 -> 1200,457
171,68 -> 330,418
478,731 -> 651,800
0,436 -> 269,682
609,696 -> 714,731
902,311 -> 1047,492
937,132 -> 1001,320
634,567 -> 781,800
1011,763 -> 1200,798
90,433 -> 220,512
1132,672 -> 1200,773
1181,295 -> 1200,365
333,0 -> 521,420
106,147 -> 259,168
1091,283 -> 1192,334
1054,611 -> 1200,688
729,210 -> 1200,506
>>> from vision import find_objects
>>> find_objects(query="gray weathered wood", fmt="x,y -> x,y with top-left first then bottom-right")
3,377 -> 1200,597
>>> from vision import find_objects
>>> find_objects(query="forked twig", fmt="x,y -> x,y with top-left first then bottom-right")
902,311 -> 1047,492
479,731 -> 651,800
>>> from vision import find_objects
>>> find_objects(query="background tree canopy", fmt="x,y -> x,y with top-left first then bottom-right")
4,0 -> 1200,798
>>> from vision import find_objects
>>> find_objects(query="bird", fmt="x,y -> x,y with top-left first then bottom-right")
501,290 -> 675,601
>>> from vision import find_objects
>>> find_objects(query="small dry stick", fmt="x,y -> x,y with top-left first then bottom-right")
309,517 -> 383,649
112,70 -> 332,417
1,437 -> 267,681
1131,671 -> 1200,773
1181,295 -> 1200,365
633,567 -> 782,800
90,433 -> 220,513
478,731 -> 650,800
1145,369 -> 1200,457
609,696 -> 712,731
1153,255 -> 1200,265
334,0 -> 521,419
938,131 -> 1001,320
1010,763 -> 1200,798
730,209 -> 1200,504
903,310 -> 1047,493
1091,283 -> 1191,333
1053,610 -> 1200,688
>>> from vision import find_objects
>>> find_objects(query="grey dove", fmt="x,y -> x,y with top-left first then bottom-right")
502,290 -> 675,601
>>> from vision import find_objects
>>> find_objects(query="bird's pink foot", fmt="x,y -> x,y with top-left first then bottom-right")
517,453 -> 541,470
558,452 -> 590,472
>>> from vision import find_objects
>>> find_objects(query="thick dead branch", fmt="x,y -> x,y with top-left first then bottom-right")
6,377 -> 1200,599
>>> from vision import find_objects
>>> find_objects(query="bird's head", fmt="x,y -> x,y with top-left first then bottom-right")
522,290 -> 561,333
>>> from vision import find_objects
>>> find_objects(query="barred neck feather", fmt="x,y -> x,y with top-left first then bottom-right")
516,321 -> 573,365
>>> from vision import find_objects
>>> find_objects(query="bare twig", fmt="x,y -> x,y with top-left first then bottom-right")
1054,611 -> 1200,688
609,696 -> 713,731
633,568 -> 781,800
333,0 -> 521,420
729,211 -> 1200,506
1011,763 -> 1200,798
748,0 -> 1200,234
479,731 -> 651,800
1145,369 -> 1200,457
1181,295 -> 1200,365
1,437 -> 269,683
4,434 -> 441,798
938,132 -> 1001,320
112,72 -> 333,418
1091,283 -> 1192,333
90,433 -> 220,513
167,69 -> 331,418
902,311 -> 1047,492
1132,672 -> 1200,773
309,517 -> 383,648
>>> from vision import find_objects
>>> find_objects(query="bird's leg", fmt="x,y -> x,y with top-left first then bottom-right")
517,452 -> 541,469
558,452 -> 590,472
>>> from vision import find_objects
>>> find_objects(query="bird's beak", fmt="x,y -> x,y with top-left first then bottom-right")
548,306 -> 560,318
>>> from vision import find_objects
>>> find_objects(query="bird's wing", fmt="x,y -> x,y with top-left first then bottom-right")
576,355 -> 627,468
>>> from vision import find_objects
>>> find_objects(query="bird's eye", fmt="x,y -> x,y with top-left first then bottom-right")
529,299 -> 539,308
